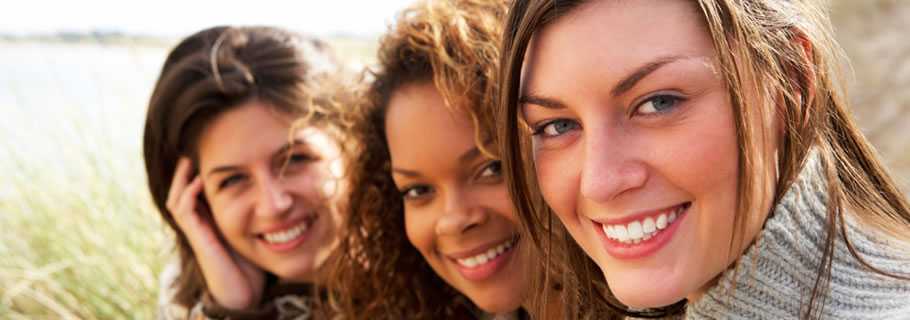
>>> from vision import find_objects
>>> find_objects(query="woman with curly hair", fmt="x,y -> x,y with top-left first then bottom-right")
145,26 -> 359,319
325,0 -> 604,319
498,0 -> 910,318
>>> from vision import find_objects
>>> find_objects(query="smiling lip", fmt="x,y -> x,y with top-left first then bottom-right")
256,214 -> 318,253
594,203 -> 689,260
446,236 -> 519,282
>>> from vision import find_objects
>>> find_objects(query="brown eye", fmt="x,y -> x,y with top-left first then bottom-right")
478,160 -> 502,178
219,174 -> 246,190
400,184 -> 433,200
288,153 -> 313,164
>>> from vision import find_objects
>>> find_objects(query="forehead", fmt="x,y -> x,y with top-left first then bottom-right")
522,0 -> 712,95
196,102 -> 338,169
384,82 -> 477,167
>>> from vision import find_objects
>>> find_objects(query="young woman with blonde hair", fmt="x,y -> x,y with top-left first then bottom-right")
497,0 -> 910,318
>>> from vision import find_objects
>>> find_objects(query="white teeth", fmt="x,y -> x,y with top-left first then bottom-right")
614,225 -> 629,242
656,214 -> 668,230
602,205 -> 687,244
602,224 -> 612,238
456,238 -> 516,268
627,221 -> 643,239
642,217 -> 656,234
263,222 -> 308,244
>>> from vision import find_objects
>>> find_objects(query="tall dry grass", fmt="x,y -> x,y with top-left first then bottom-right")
0,3 -> 907,318
0,120 -> 167,319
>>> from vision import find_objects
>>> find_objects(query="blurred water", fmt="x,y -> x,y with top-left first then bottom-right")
0,42 -> 171,198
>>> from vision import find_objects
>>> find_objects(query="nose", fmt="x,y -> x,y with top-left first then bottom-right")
579,124 -> 647,203
255,175 -> 293,217
435,187 -> 487,236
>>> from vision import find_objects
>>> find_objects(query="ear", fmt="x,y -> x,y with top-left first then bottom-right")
790,29 -> 816,130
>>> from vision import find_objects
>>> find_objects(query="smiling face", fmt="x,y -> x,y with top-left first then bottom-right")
385,82 -> 529,313
519,0 -> 777,308
197,101 -> 345,283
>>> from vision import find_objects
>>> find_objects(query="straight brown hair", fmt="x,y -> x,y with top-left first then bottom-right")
497,0 -> 910,318
143,26 -> 351,312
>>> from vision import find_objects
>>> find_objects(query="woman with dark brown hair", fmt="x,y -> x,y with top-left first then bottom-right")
498,0 -> 910,318
144,26 -> 357,319
325,0 -> 601,319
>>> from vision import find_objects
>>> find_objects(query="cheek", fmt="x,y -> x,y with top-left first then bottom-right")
533,147 -> 581,221
660,98 -> 740,246
209,197 -> 249,237
287,168 -> 329,200
479,184 -> 521,227
403,208 -> 435,255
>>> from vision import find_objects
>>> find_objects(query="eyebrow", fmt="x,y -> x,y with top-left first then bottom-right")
519,55 -> 684,110
391,145 -> 485,178
612,55 -> 682,97
204,139 -> 303,179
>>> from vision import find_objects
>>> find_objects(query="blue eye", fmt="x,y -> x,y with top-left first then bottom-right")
533,119 -> 580,138
637,95 -> 681,115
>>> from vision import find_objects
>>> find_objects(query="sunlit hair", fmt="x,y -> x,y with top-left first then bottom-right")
143,26 -> 357,314
498,0 -> 910,318
325,0 -> 512,318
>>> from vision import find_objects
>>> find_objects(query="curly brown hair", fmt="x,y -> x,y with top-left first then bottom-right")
143,26 -> 359,313
325,0 -> 511,319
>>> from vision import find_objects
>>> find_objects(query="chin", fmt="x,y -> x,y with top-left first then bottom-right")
466,291 -> 523,314
613,290 -> 684,310
606,273 -> 687,309
271,260 -> 317,282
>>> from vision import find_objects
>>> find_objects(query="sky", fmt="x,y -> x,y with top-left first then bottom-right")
0,0 -> 416,37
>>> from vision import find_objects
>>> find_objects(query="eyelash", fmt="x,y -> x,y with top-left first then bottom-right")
477,160 -> 502,180
632,93 -> 684,117
530,94 -> 685,139
531,119 -> 580,138
219,174 -> 246,190
400,184 -> 433,201
399,160 -> 503,203
288,152 -> 314,164
218,152 -> 314,191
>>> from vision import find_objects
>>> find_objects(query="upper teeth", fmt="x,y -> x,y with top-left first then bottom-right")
263,222 -> 309,244
456,238 -> 516,268
602,205 -> 684,244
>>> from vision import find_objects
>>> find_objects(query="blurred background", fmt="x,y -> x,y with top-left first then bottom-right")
1,0 -> 907,318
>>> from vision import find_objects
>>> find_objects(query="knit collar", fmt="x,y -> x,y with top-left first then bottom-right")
686,153 -> 910,319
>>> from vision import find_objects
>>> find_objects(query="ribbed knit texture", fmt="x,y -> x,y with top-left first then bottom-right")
686,155 -> 910,319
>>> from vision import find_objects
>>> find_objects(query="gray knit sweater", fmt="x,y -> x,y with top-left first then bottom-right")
686,156 -> 910,319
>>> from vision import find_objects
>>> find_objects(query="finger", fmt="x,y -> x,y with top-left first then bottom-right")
172,176 -> 205,228
166,157 -> 192,211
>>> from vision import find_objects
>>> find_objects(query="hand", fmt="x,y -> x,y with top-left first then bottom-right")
166,157 -> 266,310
